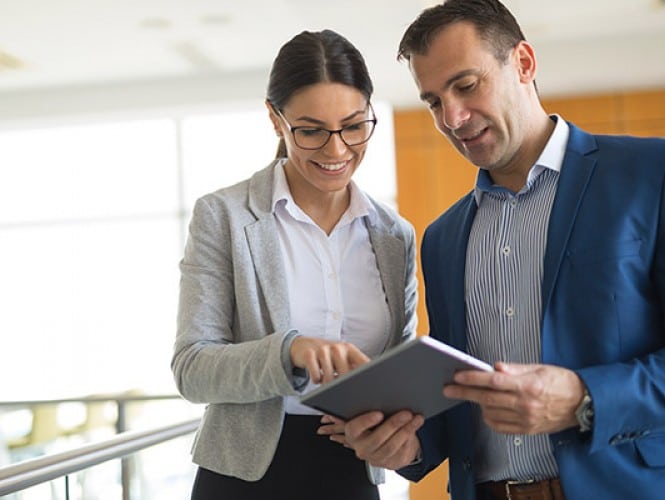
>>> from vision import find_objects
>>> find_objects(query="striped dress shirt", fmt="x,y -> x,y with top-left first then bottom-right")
465,116 -> 569,482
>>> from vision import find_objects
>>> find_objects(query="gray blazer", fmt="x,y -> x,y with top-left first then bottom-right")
172,161 -> 418,483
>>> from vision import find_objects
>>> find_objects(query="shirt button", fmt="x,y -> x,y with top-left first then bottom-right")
514,437 -> 523,446
505,307 -> 514,317
501,245 -> 511,256
510,198 -> 517,207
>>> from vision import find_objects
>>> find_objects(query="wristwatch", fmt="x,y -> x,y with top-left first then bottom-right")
575,388 -> 594,432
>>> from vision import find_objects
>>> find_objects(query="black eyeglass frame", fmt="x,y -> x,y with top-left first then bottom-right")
271,102 -> 378,150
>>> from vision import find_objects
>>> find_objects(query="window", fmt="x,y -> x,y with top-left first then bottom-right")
0,101 -> 397,400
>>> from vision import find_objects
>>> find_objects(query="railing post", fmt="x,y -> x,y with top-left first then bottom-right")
116,399 -> 130,500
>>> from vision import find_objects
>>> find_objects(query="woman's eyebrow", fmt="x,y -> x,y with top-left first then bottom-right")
291,108 -> 367,125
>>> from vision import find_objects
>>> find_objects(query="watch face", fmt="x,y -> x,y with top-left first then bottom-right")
575,392 -> 594,431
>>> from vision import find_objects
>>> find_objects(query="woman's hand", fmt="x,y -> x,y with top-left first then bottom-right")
342,411 -> 424,469
317,414 -> 349,446
290,337 -> 370,384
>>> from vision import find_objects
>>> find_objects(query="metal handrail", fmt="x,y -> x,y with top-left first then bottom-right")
0,418 -> 200,496
0,392 -> 193,499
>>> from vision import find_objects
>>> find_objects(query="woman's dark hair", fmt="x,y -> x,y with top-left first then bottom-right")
398,0 -> 527,64
267,29 -> 374,158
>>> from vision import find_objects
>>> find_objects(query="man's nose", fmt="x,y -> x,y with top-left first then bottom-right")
442,100 -> 471,131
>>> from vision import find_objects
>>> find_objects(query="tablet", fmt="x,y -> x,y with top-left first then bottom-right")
300,336 -> 493,420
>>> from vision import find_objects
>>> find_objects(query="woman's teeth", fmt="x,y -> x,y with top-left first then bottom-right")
317,161 -> 347,171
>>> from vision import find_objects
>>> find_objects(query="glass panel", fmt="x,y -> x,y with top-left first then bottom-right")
0,120 -> 178,224
352,100 -> 397,208
0,218 -> 182,401
1,399 -> 201,498
128,434 -> 197,499
180,108 -> 276,210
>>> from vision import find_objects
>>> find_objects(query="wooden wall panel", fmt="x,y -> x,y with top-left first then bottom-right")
542,93 -> 619,124
622,122 -> 665,137
541,93 -> 621,134
395,110 -> 476,343
541,89 -> 665,136
394,109 -> 441,143
620,90 -> 665,122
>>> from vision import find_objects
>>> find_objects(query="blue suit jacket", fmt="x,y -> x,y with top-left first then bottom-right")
400,124 -> 665,499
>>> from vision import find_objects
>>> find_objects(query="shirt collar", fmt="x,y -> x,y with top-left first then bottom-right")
271,159 -> 376,224
474,115 -> 570,205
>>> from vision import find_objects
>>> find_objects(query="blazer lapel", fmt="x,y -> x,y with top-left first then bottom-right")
245,164 -> 290,331
367,219 -> 405,345
542,124 -> 598,312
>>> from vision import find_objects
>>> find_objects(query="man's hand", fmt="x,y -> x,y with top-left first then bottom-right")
290,337 -> 370,384
336,410 -> 424,470
443,362 -> 585,435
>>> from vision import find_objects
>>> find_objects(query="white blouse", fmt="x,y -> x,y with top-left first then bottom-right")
271,161 -> 390,414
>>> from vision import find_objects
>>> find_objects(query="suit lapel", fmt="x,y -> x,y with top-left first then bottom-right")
542,124 -> 598,312
449,197 -> 477,350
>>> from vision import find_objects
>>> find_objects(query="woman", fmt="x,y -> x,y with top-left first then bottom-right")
172,29 -> 417,500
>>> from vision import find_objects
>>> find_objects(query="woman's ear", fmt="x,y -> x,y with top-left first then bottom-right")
266,100 -> 282,137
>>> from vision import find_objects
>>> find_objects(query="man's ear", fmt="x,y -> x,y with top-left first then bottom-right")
513,40 -> 537,84
266,100 -> 282,137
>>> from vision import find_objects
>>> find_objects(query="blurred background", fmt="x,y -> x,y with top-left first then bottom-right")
1,1 -> 664,499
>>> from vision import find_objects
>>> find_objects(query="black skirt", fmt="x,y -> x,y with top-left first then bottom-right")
190,414 -> 381,500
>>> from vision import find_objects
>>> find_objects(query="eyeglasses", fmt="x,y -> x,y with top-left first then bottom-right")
273,103 -> 377,150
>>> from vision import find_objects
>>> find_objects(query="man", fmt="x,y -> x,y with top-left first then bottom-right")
338,1 -> 665,499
